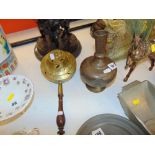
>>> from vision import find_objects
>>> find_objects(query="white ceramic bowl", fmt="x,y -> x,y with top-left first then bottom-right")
0,75 -> 34,124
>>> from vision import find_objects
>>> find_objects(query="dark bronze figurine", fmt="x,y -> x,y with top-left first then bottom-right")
34,19 -> 81,61
124,33 -> 155,82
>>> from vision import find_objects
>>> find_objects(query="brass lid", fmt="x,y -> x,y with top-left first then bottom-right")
40,49 -> 76,83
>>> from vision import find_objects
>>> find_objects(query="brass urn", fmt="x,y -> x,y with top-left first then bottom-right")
80,30 -> 117,93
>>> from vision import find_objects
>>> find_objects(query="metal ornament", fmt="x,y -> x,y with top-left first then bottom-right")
35,20 -> 81,61
80,30 -> 117,93
124,35 -> 155,82
40,49 -> 76,135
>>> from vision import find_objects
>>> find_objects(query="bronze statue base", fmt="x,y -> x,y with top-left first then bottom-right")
34,37 -> 54,61
71,39 -> 81,57
34,45 -> 45,61
58,33 -> 82,58
34,33 -> 82,61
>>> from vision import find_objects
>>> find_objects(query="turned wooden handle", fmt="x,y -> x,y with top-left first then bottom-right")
56,83 -> 65,135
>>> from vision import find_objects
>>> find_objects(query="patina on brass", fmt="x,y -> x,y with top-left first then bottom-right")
80,30 -> 117,93
40,49 -> 76,135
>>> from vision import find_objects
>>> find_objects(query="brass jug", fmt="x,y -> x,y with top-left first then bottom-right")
80,30 -> 117,93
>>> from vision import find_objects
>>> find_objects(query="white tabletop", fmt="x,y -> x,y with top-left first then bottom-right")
0,21 -> 155,135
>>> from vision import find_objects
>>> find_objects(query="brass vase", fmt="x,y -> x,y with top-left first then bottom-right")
80,30 -> 117,93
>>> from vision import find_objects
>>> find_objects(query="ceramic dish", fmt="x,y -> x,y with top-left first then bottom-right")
0,75 -> 33,125
77,114 -> 145,135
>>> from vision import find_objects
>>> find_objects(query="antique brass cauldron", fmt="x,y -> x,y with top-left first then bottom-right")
40,49 -> 76,135
80,30 -> 117,93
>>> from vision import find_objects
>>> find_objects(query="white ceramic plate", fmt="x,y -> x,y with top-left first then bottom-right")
0,75 -> 34,124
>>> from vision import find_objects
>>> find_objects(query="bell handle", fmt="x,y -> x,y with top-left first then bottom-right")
56,82 -> 65,135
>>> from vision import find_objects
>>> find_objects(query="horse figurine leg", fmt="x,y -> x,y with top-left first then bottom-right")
148,54 -> 155,71
123,61 -> 136,82
125,54 -> 130,69
125,48 -> 133,70
125,55 -> 132,70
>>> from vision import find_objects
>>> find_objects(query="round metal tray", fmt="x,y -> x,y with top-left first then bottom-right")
77,114 -> 145,135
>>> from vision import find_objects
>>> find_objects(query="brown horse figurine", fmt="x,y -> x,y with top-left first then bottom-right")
124,34 -> 155,82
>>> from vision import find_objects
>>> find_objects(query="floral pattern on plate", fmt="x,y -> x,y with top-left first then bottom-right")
0,75 -> 33,122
